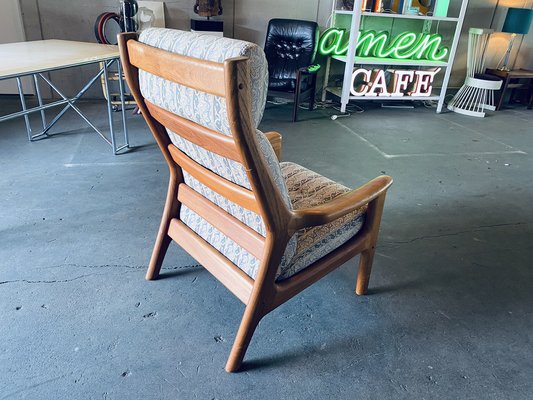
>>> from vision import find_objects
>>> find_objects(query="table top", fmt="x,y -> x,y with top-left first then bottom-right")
486,68 -> 533,79
0,39 -> 119,80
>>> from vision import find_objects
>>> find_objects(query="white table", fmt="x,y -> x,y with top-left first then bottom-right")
0,40 -> 129,154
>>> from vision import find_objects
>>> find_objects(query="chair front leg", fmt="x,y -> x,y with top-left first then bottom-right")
146,172 -> 180,280
355,192 -> 388,295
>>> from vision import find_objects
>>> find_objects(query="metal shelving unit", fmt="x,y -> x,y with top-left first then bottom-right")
321,0 -> 470,113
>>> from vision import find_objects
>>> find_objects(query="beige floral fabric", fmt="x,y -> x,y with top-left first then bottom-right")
277,162 -> 366,280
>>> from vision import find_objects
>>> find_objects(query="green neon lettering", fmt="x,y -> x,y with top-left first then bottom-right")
389,32 -> 419,59
318,29 -> 449,61
413,34 -> 449,61
355,30 -> 390,58
318,28 -> 349,56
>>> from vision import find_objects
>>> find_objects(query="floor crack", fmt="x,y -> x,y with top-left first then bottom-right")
37,263 -> 202,271
386,221 -> 530,244
1,264 -> 202,285
0,274 -> 100,285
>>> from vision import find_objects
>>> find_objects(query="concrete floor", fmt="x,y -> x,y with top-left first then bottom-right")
1,97 -> 532,399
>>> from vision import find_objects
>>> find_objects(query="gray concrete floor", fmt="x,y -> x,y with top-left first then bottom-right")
1,97 -> 532,399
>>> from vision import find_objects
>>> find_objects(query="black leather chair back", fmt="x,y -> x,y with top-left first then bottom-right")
264,19 -> 319,91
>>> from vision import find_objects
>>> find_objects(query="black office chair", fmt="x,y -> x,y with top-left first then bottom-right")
264,19 -> 320,122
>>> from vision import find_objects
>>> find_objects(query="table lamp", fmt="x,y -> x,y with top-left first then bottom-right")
498,7 -> 533,71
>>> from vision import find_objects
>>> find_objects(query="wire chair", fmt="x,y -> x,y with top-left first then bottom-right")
448,28 -> 502,117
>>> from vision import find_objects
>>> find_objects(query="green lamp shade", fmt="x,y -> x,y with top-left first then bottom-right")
502,8 -> 533,35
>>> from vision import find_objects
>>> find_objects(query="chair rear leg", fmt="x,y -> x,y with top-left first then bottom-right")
308,74 -> 317,111
146,176 -> 180,280
225,303 -> 264,372
355,193 -> 388,295
146,232 -> 173,280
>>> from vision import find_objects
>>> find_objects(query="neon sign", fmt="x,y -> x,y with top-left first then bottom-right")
350,68 -> 441,97
318,28 -> 449,61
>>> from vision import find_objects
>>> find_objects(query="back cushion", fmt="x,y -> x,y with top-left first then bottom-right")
139,28 -> 267,134
137,29 -> 292,237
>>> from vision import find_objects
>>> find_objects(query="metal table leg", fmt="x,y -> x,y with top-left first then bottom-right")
38,68 -> 111,141
33,74 -> 47,132
16,77 -> 32,141
102,61 -> 117,154
2,58 -> 129,154
116,59 -> 129,149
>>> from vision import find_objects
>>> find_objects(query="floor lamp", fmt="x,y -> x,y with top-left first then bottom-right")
498,7 -> 533,71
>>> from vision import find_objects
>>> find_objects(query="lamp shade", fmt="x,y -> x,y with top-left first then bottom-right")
502,8 -> 533,35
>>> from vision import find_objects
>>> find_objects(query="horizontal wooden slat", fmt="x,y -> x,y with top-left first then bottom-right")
178,184 -> 265,259
168,144 -> 260,213
145,100 -> 243,163
168,219 -> 254,304
127,40 -> 226,98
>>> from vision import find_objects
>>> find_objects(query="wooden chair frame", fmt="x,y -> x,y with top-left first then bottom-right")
118,32 -> 392,373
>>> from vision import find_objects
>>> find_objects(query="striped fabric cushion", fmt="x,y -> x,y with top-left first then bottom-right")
178,162 -> 366,281
277,162 -> 366,280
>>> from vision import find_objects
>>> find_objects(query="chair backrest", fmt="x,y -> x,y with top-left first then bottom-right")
467,28 -> 494,77
120,29 -> 295,280
264,19 -> 319,82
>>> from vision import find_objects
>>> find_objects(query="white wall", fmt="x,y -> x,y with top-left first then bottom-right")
17,0 -> 533,97
232,0 -> 320,45
0,0 -> 33,94
485,0 -> 533,70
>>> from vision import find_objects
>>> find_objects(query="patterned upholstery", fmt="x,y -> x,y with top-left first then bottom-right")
137,29 -> 366,281
139,28 -> 267,133
278,163 -> 366,280
138,28 -> 291,209
180,163 -> 366,280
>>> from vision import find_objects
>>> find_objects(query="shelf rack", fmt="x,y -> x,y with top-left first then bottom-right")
321,0 -> 470,113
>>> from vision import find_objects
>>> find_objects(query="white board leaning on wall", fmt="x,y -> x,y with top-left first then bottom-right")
0,0 -> 33,94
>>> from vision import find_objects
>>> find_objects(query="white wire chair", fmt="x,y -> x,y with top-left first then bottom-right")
448,28 -> 502,118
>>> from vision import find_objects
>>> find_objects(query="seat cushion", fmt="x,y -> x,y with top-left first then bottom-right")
277,162 -> 366,280
474,73 -> 503,82
179,162 -> 366,281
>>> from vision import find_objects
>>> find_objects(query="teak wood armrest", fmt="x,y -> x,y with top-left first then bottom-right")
265,131 -> 282,161
290,175 -> 393,231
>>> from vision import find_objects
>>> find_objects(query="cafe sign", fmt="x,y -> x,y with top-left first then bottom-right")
351,68 -> 441,97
